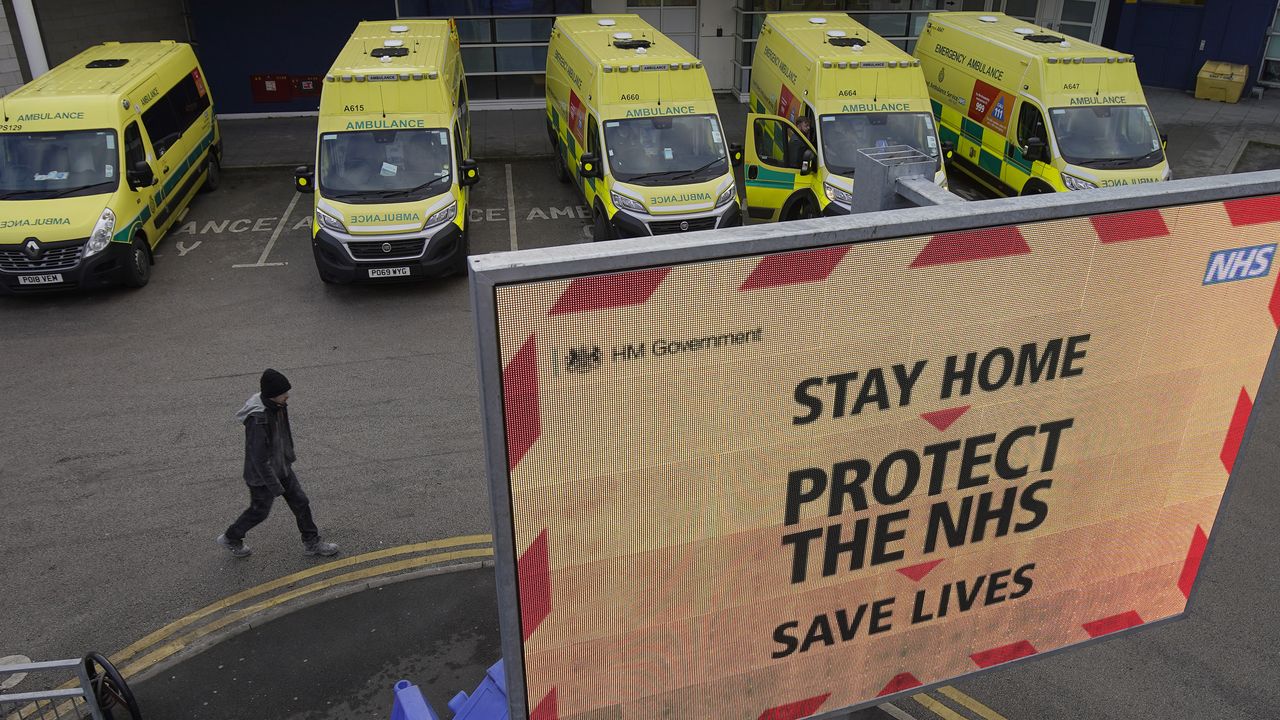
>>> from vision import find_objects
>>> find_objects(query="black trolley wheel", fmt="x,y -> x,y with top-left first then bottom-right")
83,652 -> 142,720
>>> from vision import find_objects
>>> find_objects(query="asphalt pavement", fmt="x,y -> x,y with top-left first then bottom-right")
5,87 -> 1280,720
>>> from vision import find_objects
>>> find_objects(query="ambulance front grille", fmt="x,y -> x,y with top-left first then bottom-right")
649,217 -> 717,235
0,241 -> 84,272
346,238 -> 426,260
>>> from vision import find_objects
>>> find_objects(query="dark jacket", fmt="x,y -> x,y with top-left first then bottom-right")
237,392 -> 296,495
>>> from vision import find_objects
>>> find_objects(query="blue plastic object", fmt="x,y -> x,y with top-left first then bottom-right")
446,660 -> 509,720
390,679 -> 441,720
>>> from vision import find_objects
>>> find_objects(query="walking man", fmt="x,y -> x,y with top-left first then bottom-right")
217,369 -> 339,558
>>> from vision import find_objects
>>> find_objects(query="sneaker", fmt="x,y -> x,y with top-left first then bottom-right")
303,539 -> 339,557
217,534 -> 252,558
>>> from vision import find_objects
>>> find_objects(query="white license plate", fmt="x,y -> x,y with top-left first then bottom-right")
17,273 -> 63,285
368,267 -> 411,278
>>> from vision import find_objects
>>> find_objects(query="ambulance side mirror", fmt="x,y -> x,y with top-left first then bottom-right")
1023,137 -> 1048,163
294,166 -> 315,194
799,149 -> 816,176
127,160 -> 156,189
580,152 -> 602,179
729,142 -> 744,167
459,159 -> 480,187
1160,133 -> 1168,150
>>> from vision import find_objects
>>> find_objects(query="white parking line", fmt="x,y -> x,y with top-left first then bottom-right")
880,702 -> 925,720
505,163 -> 518,251
233,193 -> 299,268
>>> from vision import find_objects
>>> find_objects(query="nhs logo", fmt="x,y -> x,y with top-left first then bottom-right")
1203,243 -> 1276,285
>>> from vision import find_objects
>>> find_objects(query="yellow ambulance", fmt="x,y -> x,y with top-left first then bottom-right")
546,15 -> 741,240
746,13 -> 946,221
294,20 -> 479,283
0,41 -> 219,292
915,12 -> 1169,195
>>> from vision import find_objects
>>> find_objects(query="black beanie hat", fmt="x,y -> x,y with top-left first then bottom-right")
260,368 -> 291,399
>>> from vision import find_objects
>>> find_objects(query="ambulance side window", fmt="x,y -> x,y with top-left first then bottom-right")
124,122 -> 147,170
1017,103 -> 1049,157
753,117 -> 805,170
587,115 -> 600,157
457,80 -> 469,137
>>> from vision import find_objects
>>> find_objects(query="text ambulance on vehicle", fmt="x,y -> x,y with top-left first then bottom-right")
747,14 -> 946,221
0,41 -> 220,293
914,12 -> 1169,196
294,20 -> 479,284
546,15 -> 741,240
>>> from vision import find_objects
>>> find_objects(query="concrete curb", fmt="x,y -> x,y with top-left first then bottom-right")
129,558 -> 496,685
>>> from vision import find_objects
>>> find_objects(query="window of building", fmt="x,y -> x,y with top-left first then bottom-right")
398,0 -> 588,103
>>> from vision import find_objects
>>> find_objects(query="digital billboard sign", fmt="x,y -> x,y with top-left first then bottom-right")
474,185 -> 1280,720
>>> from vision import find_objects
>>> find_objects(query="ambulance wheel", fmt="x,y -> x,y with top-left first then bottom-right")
202,156 -> 221,192
592,207 -> 614,242
452,228 -> 471,277
1021,180 -> 1053,196
785,195 -> 819,221
122,235 -> 152,289
554,152 -> 570,183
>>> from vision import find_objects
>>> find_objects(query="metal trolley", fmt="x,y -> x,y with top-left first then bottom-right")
1,653 -> 141,720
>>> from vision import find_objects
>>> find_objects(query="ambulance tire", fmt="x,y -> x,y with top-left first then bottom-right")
122,235 -> 152,289
1021,180 -> 1053,196
201,156 -> 221,193
784,193 -> 819,221
554,151 -> 570,183
451,228 -> 471,277
592,206 -> 614,242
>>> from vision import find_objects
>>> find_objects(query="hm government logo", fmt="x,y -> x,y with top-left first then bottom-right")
23,238 -> 41,260
565,345 -> 602,373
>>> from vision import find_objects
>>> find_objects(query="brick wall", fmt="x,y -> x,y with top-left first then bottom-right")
0,2 -> 23,96
33,0 -> 187,67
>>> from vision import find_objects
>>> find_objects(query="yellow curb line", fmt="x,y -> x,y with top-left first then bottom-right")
111,534 -> 492,666
939,687 -> 1008,720
119,546 -> 495,678
913,692 -> 968,720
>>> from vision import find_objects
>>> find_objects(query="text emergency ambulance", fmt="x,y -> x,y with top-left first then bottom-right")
746,14 -> 946,221
0,41 -> 219,293
295,20 -> 479,283
546,15 -> 741,240
915,12 -> 1170,195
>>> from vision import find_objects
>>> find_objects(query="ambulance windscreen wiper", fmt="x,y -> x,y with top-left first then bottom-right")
370,174 -> 452,199
669,156 -> 728,182
49,180 -> 118,198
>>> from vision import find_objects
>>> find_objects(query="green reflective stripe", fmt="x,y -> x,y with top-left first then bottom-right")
154,130 -> 215,206
930,99 -> 943,120
978,148 -> 1002,177
112,205 -> 152,243
961,117 -> 984,142
1005,140 -> 1033,174
939,126 -> 960,148
746,166 -> 795,190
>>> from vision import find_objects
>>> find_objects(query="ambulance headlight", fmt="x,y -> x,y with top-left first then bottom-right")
317,209 -> 347,234
1061,173 -> 1097,191
715,184 -> 737,207
610,191 -> 646,214
84,207 -> 116,258
823,182 -> 853,205
425,201 -> 458,228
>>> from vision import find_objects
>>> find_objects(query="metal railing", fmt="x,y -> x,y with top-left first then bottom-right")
1,653 -> 140,720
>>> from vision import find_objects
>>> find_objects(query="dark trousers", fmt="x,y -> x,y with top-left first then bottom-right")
225,471 -> 319,543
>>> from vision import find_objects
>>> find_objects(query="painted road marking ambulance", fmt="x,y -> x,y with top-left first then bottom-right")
546,15 -> 741,241
0,41 -> 219,293
914,12 -> 1169,196
295,20 -> 479,284
747,14 -> 946,221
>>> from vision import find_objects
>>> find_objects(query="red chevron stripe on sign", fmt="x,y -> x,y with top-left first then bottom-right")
503,334 -> 540,469
739,245 -> 850,290
1090,209 -> 1170,243
549,267 -> 670,315
519,529 -> 551,641
910,226 -> 1030,268
757,693 -> 831,720
970,640 -> 1037,668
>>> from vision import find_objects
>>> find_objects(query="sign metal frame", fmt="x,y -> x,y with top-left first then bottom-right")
470,170 -> 1280,720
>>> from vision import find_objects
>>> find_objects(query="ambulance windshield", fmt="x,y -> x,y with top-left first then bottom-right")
603,115 -> 729,185
319,128 -> 453,203
1048,105 -> 1164,169
0,130 -> 119,200
819,112 -> 940,177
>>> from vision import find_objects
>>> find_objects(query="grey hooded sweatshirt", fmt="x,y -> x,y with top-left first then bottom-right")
237,392 -> 296,495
